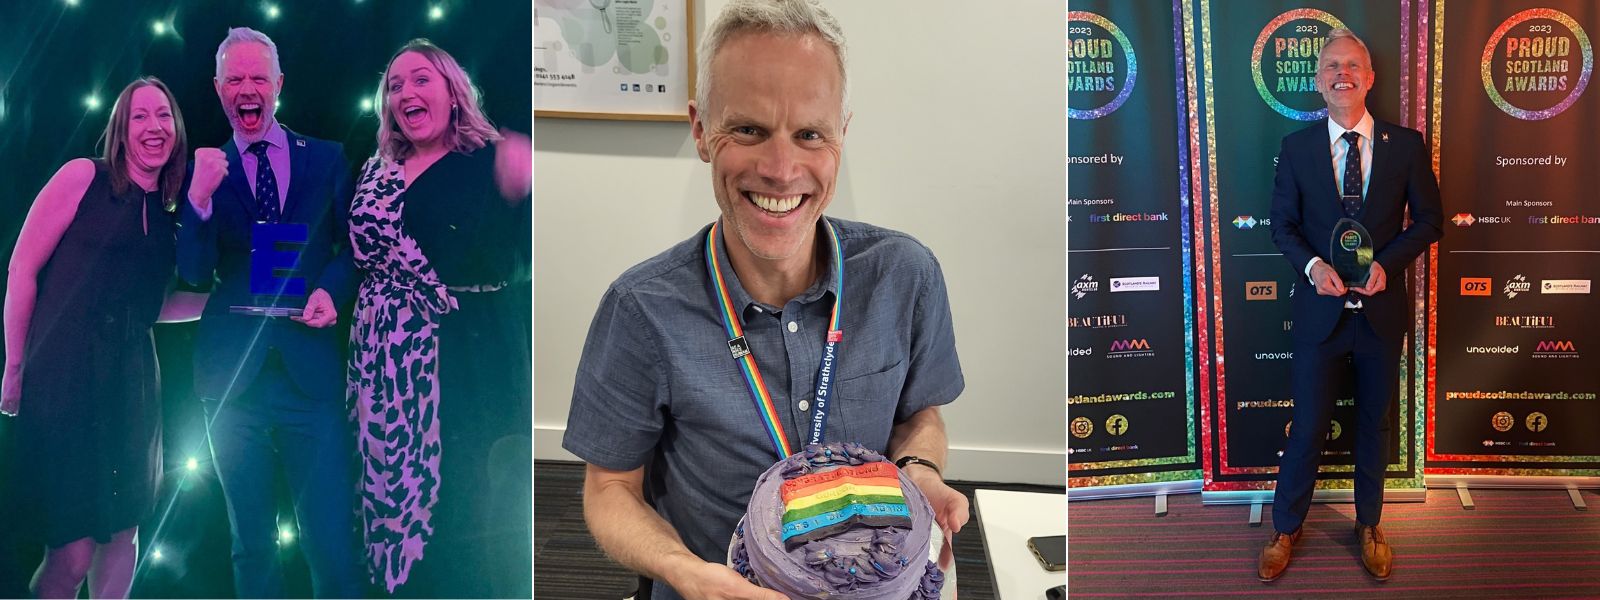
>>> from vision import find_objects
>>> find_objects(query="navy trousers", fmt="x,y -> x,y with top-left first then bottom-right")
204,349 -> 361,598
1272,311 -> 1401,534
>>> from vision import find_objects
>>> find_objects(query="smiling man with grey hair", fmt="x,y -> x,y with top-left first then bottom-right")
1258,26 -> 1443,583
563,1 -> 969,598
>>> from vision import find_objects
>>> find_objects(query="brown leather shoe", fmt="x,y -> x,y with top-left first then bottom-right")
1357,524 -> 1392,580
1257,528 -> 1301,582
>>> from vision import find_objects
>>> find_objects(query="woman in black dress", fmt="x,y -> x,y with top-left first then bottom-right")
1,78 -> 204,598
348,40 -> 531,597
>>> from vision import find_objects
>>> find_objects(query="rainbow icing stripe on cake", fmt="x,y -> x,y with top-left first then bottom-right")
780,462 -> 912,548
731,443 -> 943,599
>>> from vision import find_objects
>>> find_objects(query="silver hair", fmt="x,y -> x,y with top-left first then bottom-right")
695,0 -> 849,117
214,27 -> 282,80
1318,28 -> 1372,67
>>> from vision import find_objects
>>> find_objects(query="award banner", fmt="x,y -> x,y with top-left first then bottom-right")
1068,0 -> 1202,496
1196,0 -> 1427,495
1427,0 -> 1600,479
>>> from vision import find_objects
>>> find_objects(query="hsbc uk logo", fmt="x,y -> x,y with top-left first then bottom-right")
1232,215 -> 1269,229
1504,274 -> 1531,299
1532,340 -> 1579,359
1106,339 -> 1155,359
1453,213 -> 1475,227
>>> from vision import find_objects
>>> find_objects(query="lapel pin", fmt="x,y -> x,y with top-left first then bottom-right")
296,139 -> 306,147
1381,132 -> 1390,142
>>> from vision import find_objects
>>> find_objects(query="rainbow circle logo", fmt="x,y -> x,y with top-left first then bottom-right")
1251,9 -> 1347,121
1480,8 -> 1593,121
1068,11 -> 1137,120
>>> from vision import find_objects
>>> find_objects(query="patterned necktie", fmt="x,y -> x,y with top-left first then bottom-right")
1341,130 -> 1363,217
247,141 -> 281,223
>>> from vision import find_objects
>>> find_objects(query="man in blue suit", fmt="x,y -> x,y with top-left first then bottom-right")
1258,28 -> 1443,583
180,27 -> 361,598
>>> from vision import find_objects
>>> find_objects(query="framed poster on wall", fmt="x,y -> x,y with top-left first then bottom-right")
535,0 -> 696,121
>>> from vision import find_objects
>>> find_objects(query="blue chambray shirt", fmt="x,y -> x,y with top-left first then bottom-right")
563,217 -> 963,599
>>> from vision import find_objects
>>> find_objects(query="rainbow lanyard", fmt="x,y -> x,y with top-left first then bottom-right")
704,219 -> 844,461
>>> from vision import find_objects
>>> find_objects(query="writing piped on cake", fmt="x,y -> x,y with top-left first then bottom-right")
779,463 -> 912,548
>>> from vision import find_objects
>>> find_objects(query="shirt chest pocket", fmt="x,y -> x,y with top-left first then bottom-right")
833,358 -> 908,453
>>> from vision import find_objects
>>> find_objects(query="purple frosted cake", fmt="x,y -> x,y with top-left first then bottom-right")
730,443 -> 944,599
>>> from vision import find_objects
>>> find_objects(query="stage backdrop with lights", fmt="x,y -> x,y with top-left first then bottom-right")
1071,0 -> 1600,498
0,1 -> 531,596
1068,0 -> 1204,497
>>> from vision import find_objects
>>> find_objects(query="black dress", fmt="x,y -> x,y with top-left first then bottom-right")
348,145 -> 531,598
13,159 -> 176,547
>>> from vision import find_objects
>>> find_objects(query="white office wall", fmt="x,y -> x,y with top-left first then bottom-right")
533,0 -> 1065,485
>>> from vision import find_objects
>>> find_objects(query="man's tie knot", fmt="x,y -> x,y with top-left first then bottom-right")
1343,130 -> 1361,146
248,140 -> 271,157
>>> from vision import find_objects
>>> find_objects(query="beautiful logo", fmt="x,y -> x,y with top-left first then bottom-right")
1453,213 -> 1476,227
1072,274 -> 1100,299
1532,340 -> 1579,359
1481,8 -> 1594,120
1246,281 -> 1278,300
1110,276 -> 1159,292
1233,215 -> 1259,229
1068,12 -> 1137,120
1541,279 -> 1591,294
1071,416 -> 1094,439
1504,274 -> 1531,298
1068,314 -> 1128,329
1252,9 -> 1348,120
1492,411 -> 1515,432
1495,314 -> 1555,328
1461,277 -> 1493,296
1339,230 -> 1362,251
1527,412 -> 1549,432
1107,339 -> 1155,359
1105,414 -> 1129,436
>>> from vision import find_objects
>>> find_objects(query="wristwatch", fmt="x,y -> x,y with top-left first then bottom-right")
894,455 -> 942,477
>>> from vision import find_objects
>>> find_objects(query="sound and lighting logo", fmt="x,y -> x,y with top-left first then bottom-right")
1251,9 -> 1348,121
1107,339 -> 1155,359
1481,8 -> 1593,120
1105,414 -> 1129,436
1071,416 -> 1095,439
1531,340 -> 1579,359
1492,411 -> 1515,432
1068,12 -> 1137,120
1526,412 -> 1549,432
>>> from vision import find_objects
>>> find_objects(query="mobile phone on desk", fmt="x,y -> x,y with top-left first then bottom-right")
1046,584 -> 1066,600
1028,534 -> 1065,572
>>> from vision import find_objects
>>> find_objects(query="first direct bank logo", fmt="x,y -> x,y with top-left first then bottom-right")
1068,11 -> 1137,120
1252,9 -> 1347,121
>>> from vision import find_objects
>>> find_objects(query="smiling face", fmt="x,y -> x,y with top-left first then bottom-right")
385,50 -> 455,153
690,31 -> 848,264
214,41 -> 282,142
1316,37 -> 1374,113
125,85 -> 176,175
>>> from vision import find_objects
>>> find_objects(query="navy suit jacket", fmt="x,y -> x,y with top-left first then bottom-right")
177,127 -> 355,402
1269,117 -> 1444,345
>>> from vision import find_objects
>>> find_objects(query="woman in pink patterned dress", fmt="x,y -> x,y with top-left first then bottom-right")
347,39 -> 531,598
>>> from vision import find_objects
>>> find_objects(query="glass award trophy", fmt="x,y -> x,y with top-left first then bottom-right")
231,222 -> 308,318
1329,218 -> 1373,287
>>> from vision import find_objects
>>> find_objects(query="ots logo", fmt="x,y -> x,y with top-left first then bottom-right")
1246,281 -> 1278,300
1453,213 -> 1476,227
1461,277 -> 1493,296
